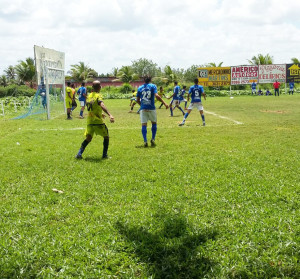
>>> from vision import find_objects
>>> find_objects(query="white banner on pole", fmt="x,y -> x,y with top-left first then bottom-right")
258,64 -> 286,84
34,45 -> 65,84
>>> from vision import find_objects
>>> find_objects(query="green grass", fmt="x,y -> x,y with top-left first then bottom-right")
0,95 -> 299,278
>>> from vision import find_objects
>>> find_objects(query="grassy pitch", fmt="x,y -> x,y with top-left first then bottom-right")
0,95 -> 299,278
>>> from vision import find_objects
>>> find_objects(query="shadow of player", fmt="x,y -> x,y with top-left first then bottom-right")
116,212 -> 217,278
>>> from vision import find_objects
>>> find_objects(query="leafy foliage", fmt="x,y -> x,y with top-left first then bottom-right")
248,53 -> 274,65
69,62 -> 98,82
14,57 -> 36,87
114,66 -> 139,83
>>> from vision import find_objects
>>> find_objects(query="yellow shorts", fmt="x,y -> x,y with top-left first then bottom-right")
66,99 -> 72,109
85,124 -> 109,138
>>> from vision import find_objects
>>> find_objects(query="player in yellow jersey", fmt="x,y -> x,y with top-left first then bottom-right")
65,82 -> 73,119
129,89 -> 138,113
75,81 -> 115,159
157,86 -> 167,109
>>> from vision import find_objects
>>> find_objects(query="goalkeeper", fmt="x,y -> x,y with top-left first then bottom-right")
75,81 -> 114,159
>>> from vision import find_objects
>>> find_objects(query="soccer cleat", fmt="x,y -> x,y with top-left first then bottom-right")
144,142 -> 148,148
178,122 -> 185,126
203,122 -> 206,126
102,155 -> 111,159
79,116 -> 84,119
75,154 -> 82,159
150,140 -> 156,147
67,117 -> 73,120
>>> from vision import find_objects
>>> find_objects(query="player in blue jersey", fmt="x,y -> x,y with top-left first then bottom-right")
77,82 -> 87,118
136,76 -> 168,147
251,82 -> 257,95
179,78 -> 206,126
169,81 -> 185,116
179,85 -> 188,110
289,80 -> 294,95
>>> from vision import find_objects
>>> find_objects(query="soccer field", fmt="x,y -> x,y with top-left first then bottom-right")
0,95 -> 299,278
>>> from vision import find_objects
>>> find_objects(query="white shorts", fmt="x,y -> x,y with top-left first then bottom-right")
140,110 -> 157,123
188,102 -> 204,111
80,101 -> 85,107
172,100 -> 180,106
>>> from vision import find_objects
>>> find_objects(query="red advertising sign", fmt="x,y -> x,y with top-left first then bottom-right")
231,66 -> 258,85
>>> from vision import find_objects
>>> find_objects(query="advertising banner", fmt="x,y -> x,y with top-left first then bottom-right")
231,65 -> 258,85
34,45 -> 65,85
258,64 -> 286,84
286,64 -> 300,83
198,67 -> 231,87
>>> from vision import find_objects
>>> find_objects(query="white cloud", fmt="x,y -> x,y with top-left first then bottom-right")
0,0 -> 300,75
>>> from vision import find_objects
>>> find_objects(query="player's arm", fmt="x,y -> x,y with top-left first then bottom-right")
155,93 -> 168,109
100,101 -> 115,123
202,91 -> 206,100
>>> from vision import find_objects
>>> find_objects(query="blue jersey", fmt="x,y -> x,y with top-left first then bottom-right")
137,83 -> 157,110
289,82 -> 294,89
172,85 -> 181,100
251,83 -> 257,89
179,89 -> 186,101
77,86 -> 86,101
189,84 -> 204,103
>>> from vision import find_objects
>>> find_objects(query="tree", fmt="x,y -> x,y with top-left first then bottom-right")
0,75 -> 8,87
4,65 -> 16,82
15,57 -> 36,87
248,54 -> 273,65
114,66 -> 139,83
291,57 -> 300,64
163,65 -> 177,85
131,58 -> 158,77
205,62 -> 223,67
183,65 -> 202,83
69,62 -> 98,82
110,67 -> 119,77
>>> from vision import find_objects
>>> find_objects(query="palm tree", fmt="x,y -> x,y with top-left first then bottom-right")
0,75 -> 8,87
114,66 -> 139,83
163,65 -> 177,85
4,65 -> 16,82
69,62 -> 98,82
248,54 -> 273,65
206,62 -> 223,67
15,58 -> 36,87
291,57 -> 300,64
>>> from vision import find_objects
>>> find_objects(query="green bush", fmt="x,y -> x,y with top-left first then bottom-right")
0,85 -> 36,98
118,83 -> 133,94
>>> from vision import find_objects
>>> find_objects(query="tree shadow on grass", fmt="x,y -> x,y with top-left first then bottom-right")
116,212 -> 217,278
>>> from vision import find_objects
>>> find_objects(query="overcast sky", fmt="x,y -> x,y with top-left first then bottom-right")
1,0 -> 300,75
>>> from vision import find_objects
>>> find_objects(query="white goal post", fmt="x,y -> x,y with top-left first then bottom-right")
34,45 -> 65,119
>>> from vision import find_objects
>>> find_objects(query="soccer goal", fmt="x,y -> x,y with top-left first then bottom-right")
34,45 -> 65,120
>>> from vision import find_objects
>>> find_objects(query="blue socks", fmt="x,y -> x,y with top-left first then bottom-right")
151,124 -> 157,141
80,110 -> 83,117
201,114 -> 205,123
142,126 -> 147,142
142,124 -> 157,142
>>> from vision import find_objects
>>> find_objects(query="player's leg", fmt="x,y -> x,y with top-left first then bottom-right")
200,109 -> 205,126
102,125 -> 110,158
149,111 -> 158,146
76,133 -> 92,159
140,110 -> 148,146
176,103 -> 185,115
179,105 -> 192,126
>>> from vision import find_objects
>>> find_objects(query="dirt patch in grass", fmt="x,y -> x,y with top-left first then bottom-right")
260,110 -> 287,114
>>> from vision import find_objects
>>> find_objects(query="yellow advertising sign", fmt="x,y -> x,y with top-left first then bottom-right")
198,67 -> 231,86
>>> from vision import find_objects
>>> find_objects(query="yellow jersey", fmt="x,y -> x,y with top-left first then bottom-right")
86,92 -> 104,125
65,87 -> 73,101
